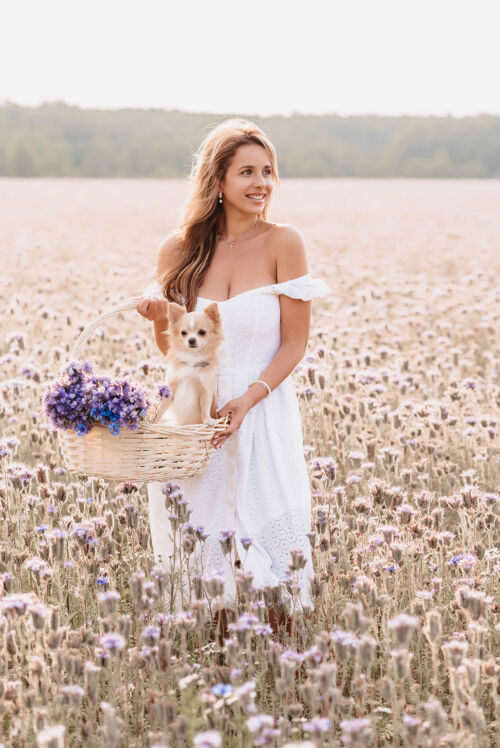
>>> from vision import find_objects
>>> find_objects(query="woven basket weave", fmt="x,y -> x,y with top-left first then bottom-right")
58,299 -> 230,483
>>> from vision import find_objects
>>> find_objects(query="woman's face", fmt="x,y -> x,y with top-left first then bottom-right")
219,143 -> 274,216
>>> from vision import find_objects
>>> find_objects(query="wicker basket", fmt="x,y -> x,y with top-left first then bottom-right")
58,299 -> 230,483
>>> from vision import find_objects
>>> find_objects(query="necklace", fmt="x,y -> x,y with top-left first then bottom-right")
221,218 -> 262,249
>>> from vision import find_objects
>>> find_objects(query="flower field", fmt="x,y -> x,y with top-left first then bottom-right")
0,178 -> 499,747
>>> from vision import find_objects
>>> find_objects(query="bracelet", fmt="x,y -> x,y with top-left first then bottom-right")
248,379 -> 271,397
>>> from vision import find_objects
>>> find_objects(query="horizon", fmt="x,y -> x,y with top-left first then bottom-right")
1,98 -> 499,121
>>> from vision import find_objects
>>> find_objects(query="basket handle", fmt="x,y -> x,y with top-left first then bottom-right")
67,297 -> 231,429
70,297 -> 150,361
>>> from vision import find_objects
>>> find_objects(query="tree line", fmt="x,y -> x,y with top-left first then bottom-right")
1,101 -> 499,178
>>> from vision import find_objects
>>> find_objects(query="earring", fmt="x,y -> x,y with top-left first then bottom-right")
218,191 -> 223,204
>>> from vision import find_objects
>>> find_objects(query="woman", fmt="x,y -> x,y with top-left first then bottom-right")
138,118 -> 331,638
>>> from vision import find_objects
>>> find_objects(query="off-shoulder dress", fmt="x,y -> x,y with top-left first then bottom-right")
143,273 -> 331,613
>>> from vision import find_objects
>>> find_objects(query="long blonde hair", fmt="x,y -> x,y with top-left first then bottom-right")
158,117 -> 280,312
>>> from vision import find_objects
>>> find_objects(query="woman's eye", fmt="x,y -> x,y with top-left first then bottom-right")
242,169 -> 271,175
198,330 -> 206,336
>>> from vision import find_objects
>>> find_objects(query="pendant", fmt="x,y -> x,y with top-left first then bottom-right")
228,241 -> 235,249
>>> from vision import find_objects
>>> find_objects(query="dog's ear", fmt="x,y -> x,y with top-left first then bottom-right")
203,302 -> 221,323
168,302 -> 187,323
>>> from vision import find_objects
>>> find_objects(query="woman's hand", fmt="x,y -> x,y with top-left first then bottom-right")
211,395 -> 252,449
137,296 -> 169,322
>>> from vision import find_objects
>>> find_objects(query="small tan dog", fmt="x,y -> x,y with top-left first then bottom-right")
157,301 -> 225,426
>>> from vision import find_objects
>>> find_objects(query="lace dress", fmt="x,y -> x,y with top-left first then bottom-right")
143,273 -> 332,614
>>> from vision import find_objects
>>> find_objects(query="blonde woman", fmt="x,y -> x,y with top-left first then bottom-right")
138,118 -> 331,639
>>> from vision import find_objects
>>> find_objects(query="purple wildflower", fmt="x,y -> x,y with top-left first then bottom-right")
43,360 -> 150,436
304,717 -> 331,734
0,443 -> 13,459
449,553 -> 478,570
99,632 -> 126,653
240,536 -> 253,551
219,529 -> 236,555
141,625 -> 161,645
158,383 -> 172,399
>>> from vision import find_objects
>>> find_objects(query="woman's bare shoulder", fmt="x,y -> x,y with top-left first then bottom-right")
267,223 -> 309,280
156,230 -> 184,276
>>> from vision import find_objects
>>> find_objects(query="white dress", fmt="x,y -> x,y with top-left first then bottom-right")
143,273 -> 332,614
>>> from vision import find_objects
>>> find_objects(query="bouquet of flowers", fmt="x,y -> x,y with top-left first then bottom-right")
43,360 -> 171,436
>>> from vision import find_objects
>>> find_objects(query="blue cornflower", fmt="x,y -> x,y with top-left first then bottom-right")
97,576 -> 109,586
211,683 -> 234,697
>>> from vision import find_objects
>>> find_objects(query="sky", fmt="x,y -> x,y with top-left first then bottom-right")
2,0 -> 499,118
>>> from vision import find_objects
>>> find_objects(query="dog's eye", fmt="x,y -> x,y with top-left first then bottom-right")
181,331 -> 187,336
198,329 -> 206,336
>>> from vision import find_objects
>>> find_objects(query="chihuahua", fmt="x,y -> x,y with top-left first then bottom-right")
156,301 -> 225,426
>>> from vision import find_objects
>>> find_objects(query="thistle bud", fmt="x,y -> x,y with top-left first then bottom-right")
84,661 -> 101,702
442,639 -> 468,669
289,549 -> 307,572
340,717 -> 374,747
423,610 -> 442,644
390,648 -> 413,680
423,699 -> 448,734
356,635 -> 377,670
388,613 -> 418,647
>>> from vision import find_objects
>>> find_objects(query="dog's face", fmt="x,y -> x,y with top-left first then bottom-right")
167,302 -> 224,352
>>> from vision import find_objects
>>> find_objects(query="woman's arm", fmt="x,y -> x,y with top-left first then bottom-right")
243,224 -> 311,408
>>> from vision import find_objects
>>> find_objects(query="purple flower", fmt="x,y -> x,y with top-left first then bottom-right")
6,463 -> 33,485
161,481 -> 183,499
449,553 -> 478,570
141,625 -> 161,645
99,632 -> 126,653
158,383 -> 172,399
304,717 -> 331,734
219,529 -> 236,555
196,526 -> 209,542
43,360 -> 150,436
240,536 -> 253,551
0,443 -> 13,459
312,456 -> 337,480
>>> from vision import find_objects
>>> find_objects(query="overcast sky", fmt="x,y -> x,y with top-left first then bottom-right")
2,0 -> 499,118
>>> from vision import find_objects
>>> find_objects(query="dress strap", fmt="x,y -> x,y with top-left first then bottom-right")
269,273 -> 331,301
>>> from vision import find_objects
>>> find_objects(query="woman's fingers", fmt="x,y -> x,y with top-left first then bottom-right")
137,297 -> 169,321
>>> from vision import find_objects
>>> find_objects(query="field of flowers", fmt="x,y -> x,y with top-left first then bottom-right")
0,178 -> 499,747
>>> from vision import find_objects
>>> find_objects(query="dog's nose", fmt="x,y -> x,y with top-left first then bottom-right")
188,337 -> 197,346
